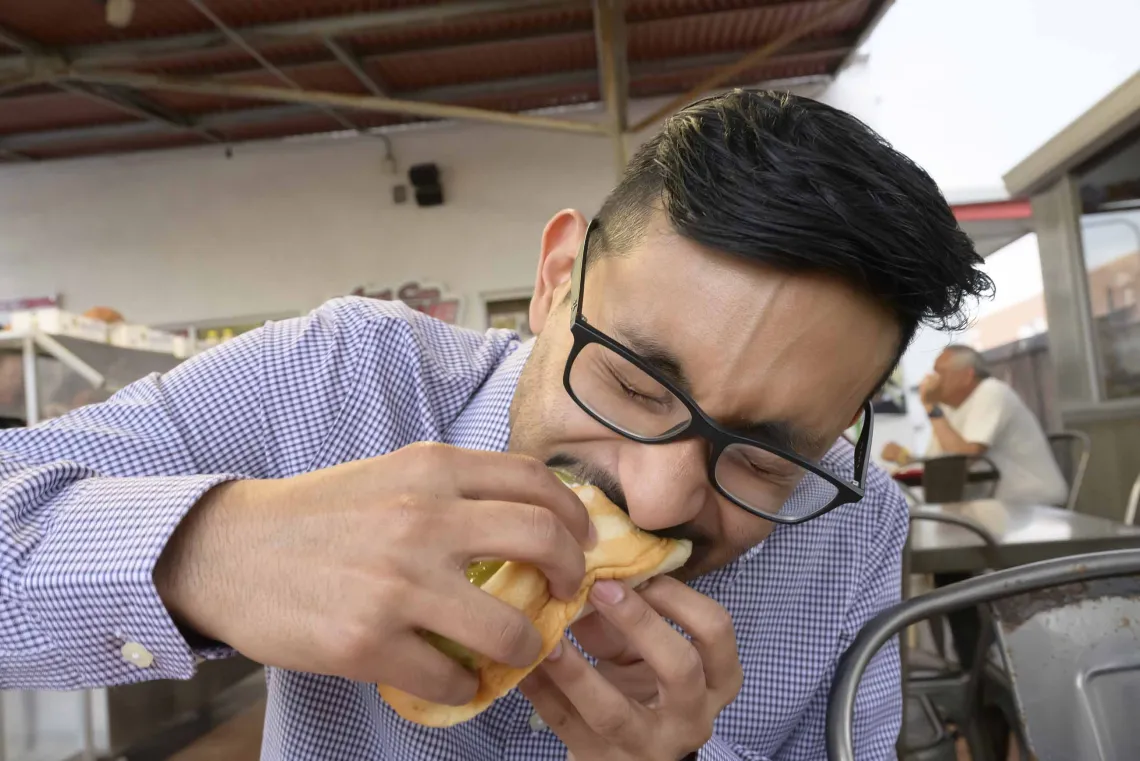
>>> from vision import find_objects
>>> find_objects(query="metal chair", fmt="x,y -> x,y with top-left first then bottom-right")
827,547 -> 1140,761
1047,430 -> 1091,511
1124,472 -> 1140,526
904,511 -> 1018,761
921,454 -> 1000,503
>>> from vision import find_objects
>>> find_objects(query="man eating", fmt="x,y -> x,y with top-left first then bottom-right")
0,89 -> 991,760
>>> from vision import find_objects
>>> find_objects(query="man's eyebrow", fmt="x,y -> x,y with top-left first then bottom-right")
734,420 -> 829,460
610,319 -> 691,392
609,319 -> 829,459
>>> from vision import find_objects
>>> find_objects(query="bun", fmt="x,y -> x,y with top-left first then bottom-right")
378,483 -> 691,726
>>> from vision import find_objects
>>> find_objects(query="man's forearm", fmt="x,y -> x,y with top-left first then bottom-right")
929,416 -> 983,456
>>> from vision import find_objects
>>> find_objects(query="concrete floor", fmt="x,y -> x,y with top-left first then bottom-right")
167,700 -> 265,761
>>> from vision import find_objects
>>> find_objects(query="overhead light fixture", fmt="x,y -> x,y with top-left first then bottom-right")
105,0 -> 135,29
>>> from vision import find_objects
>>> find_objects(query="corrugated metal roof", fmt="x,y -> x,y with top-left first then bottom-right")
0,0 -> 889,162
0,90 -> 133,134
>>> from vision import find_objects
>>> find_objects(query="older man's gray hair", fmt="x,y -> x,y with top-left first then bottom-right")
943,344 -> 991,379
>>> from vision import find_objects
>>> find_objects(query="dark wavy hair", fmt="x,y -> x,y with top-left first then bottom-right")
595,89 -> 993,350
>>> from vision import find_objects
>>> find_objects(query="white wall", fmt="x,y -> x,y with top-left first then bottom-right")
0,113 -> 624,331
1,88 -> 836,332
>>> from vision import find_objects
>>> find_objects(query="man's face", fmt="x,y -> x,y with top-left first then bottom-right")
932,351 -> 975,407
509,211 -> 899,578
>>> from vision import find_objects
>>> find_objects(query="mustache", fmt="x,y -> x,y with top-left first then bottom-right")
545,453 -> 710,548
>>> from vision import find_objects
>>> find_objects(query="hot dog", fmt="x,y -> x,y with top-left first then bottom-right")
378,473 -> 691,727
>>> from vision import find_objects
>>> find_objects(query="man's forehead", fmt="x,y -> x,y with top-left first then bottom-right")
589,232 -> 894,451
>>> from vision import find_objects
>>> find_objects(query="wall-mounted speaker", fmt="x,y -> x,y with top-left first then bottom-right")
408,163 -> 443,207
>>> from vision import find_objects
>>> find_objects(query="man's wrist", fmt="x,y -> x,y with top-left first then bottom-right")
926,404 -> 944,419
154,479 -> 258,644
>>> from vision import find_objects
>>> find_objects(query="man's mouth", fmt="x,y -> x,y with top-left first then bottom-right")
544,452 -> 712,562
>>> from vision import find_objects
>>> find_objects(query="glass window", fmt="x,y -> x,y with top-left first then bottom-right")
1077,126 -> 1140,399
960,235 -> 1055,428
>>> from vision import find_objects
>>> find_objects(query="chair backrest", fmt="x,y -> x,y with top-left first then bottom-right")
921,454 -> 1000,503
1047,430 -> 1091,511
826,548 -> 1140,761
1125,472 -> 1140,527
990,576 -> 1140,761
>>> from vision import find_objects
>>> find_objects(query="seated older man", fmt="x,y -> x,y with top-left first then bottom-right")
883,344 -> 1067,506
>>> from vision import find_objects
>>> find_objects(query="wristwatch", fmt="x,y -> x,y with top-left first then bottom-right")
927,405 -> 944,419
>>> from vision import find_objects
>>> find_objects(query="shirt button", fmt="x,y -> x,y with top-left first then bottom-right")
528,711 -> 548,732
120,642 -> 154,669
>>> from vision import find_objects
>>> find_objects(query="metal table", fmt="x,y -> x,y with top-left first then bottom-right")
891,466 -> 999,489
909,500 -> 1140,574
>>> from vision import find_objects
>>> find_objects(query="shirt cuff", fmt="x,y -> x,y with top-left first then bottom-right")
697,734 -> 771,761
24,474 -> 240,686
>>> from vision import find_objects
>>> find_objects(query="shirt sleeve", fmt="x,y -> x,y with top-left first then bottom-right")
0,301 -> 365,690
697,735 -> 772,760
772,482 -> 908,761
955,382 -> 1008,448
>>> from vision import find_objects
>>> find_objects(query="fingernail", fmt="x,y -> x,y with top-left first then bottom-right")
546,640 -> 564,661
591,579 -> 625,605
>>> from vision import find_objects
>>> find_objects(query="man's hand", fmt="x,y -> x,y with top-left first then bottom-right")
919,372 -> 943,409
154,443 -> 592,707
880,441 -> 910,465
519,577 -> 743,760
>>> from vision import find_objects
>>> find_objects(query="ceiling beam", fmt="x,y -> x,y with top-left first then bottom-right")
0,76 -> 39,95
0,46 -> 845,151
324,37 -> 388,97
67,69 -> 610,135
0,148 -> 33,162
0,22 -> 45,57
62,32 -> 843,101
0,71 -> 833,155
593,0 -> 629,177
0,0 -> 584,74
57,81 -> 223,143
139,25 -> 848,96
187,0 -> 364,136
0,22 -> 217,145
629,0 -> 857,132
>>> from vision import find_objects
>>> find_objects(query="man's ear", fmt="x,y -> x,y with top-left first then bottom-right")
529,209 -> 588,334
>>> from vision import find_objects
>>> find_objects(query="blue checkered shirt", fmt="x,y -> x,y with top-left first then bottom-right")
0,298 -> 904,760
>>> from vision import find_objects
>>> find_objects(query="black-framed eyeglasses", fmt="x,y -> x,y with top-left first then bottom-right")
562,218 -> 873,525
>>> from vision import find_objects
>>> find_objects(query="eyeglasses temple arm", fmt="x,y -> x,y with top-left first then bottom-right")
570,219 -> 598,320
852,401 -> 874,489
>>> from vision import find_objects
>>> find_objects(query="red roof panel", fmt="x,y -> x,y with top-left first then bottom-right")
0,90 -> 138,135
0,0 -> 886,161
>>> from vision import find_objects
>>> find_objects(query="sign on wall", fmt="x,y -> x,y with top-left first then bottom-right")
352,281 -> 462,325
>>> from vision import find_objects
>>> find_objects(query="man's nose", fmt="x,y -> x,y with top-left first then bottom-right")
621,437 -> 710,532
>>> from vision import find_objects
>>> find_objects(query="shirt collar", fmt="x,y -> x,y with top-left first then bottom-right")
443,337 -> 534,453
